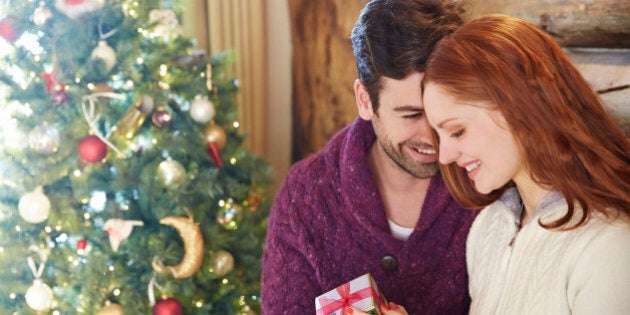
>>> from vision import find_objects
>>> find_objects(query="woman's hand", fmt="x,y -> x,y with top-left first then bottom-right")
346,301 -> 408,315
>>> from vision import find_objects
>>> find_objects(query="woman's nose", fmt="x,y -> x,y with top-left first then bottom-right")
438,140 -> 459,165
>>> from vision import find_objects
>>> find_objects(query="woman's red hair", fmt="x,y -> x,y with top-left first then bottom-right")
423,14 -> 630,229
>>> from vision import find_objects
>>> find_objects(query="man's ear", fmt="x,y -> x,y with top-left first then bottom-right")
354,79 -> 374,120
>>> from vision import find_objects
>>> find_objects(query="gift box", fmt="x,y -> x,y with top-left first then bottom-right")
315,273 -> 387,315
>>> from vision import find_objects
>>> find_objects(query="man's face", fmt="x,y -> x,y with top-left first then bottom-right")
370,72 -> 439,179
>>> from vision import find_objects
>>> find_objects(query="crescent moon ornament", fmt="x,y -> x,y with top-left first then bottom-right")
152,216 -> 205,279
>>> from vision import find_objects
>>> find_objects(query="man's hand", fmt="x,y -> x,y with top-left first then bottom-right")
347,301 -> 408,315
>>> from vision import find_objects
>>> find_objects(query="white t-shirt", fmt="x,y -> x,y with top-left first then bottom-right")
388,219 -> 414,241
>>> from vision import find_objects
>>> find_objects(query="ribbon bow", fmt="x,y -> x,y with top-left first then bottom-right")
316,282 -> 376,315
81,92 -> 127,157
27,245 -> 49,280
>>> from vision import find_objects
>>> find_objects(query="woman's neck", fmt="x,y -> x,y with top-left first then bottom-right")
514,178 -> 552,226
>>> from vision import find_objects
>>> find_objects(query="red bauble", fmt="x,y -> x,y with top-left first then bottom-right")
153,297 -> 183,315
152,108 -> 172,128
0,15 -> 22,43
78,135 -> 108,163
51,88 -> 68,106
77,239 -> 87,250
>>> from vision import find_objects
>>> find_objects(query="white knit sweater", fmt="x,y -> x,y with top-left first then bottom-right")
467,188 -> 630,315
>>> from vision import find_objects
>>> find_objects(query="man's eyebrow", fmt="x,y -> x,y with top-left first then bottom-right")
393,105 -> 423,112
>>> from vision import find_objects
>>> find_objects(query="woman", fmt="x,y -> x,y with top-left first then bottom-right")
352,14 -> 630,315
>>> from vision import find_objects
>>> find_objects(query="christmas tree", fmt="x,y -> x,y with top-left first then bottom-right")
0,0 -> 272,314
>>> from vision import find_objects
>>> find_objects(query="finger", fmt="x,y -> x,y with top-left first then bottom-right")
380,302 -> 409,315
346,306 -> 369,314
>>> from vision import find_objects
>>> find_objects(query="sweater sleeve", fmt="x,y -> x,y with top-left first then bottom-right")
261,179 -> 321,314
569,223 -> 630,315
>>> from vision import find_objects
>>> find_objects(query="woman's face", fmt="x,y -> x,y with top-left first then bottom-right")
423,83 -> 525,194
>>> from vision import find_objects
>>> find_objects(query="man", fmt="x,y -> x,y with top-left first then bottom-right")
261,1 -> 478,314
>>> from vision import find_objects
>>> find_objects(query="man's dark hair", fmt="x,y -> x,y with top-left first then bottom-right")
350,0 -> 463,112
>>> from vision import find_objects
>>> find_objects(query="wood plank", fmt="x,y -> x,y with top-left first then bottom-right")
288,0 -> 368,160
462,0 -> 630,47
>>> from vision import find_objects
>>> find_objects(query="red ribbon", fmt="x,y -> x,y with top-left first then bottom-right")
316,283 -> 377,315
40,72 -> 56,93
207,142 -> 223,167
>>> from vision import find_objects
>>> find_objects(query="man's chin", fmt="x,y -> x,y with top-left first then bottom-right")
406,162 -> 439,179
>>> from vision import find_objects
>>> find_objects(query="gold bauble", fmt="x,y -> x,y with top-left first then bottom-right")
216,201 -> 244,230
246,188 -> 263,212
212,250 -> 235,276
96,301 -> 125,315
156,158 -> 187,189
110,95 -> 154,141
203,124 -> 226,149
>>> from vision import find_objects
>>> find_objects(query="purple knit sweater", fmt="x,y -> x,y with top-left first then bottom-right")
261,118 -> 478,314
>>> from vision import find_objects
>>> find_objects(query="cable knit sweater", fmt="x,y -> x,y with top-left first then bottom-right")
261,118 -> 478,314
467,187 -> 630,314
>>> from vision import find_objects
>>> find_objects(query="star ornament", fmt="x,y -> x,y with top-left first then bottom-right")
40,72 -> 62,93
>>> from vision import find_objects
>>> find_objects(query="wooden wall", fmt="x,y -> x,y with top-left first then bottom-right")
287,0 -> 368,161
289,0 -> 630,162
462,0 -> 630,47
462,0 -> 630,134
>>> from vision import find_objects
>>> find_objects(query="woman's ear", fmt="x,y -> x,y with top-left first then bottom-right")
354,79 -> 374,120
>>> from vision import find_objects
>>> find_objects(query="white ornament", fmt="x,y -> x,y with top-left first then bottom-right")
91,40 -> 117,71
33,2 -> 53,26
25,279 -> 53,311
55,0 -> 104,19
18,186 -> 51,224
189,95 -> 215,123
148,9 -> 179,38
28,124 -> 60,154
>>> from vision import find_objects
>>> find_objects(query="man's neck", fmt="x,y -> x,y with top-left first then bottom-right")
368,143 -> 432,228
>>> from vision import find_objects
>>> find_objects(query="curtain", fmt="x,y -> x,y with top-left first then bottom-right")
184,0 -> 268,157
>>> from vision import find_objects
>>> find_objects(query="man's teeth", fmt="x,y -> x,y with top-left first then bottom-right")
415,148 -> 436,155
465,161 -> 481,172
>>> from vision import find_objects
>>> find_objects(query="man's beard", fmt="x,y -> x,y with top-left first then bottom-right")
378,139 -> 439,179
